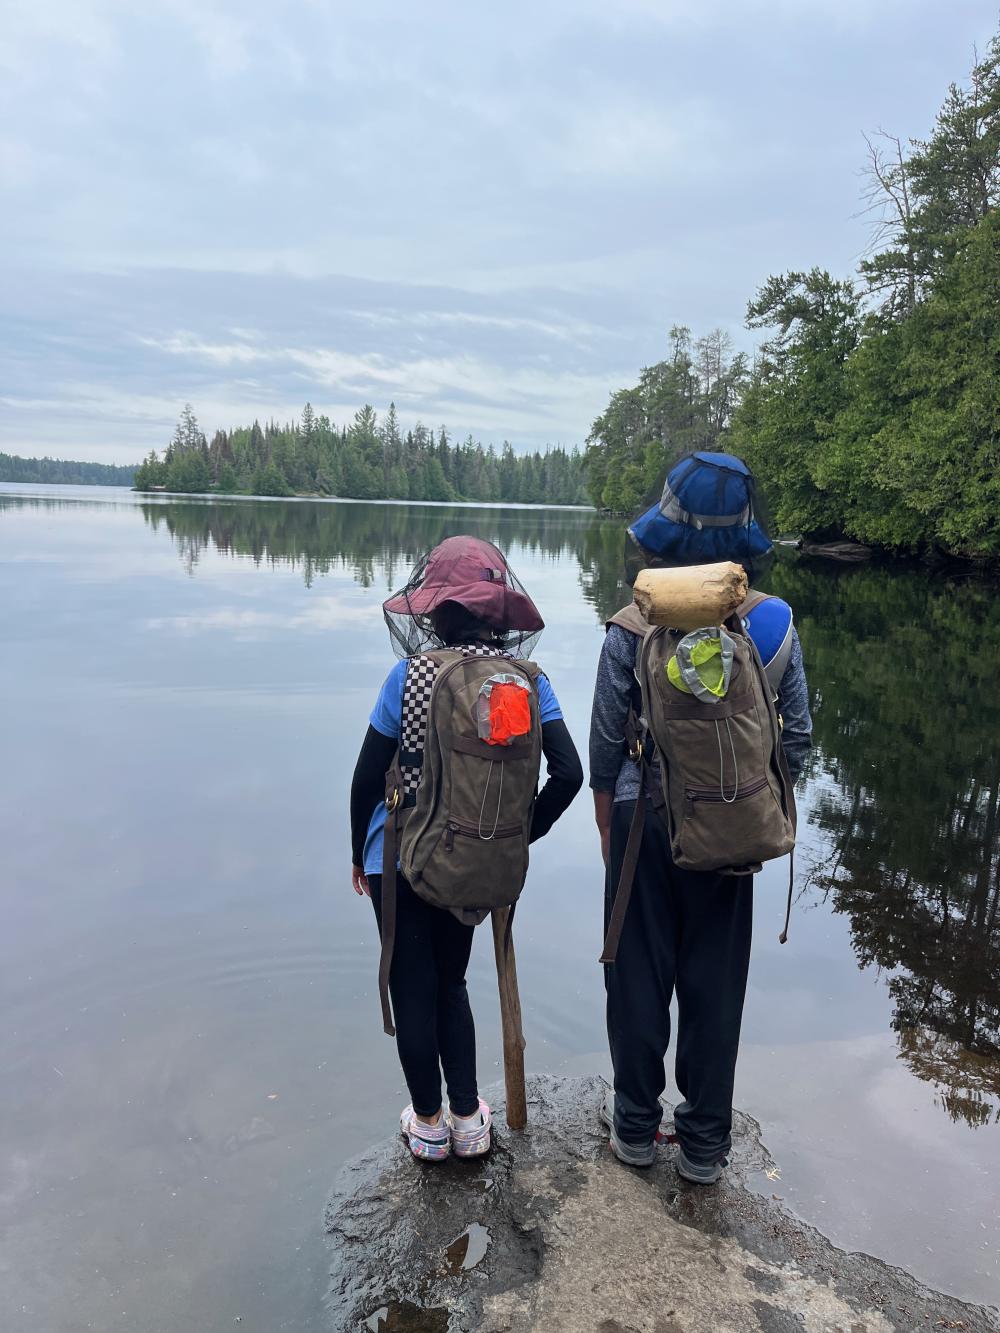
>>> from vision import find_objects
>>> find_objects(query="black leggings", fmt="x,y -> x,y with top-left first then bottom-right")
369,874 -> 479,1118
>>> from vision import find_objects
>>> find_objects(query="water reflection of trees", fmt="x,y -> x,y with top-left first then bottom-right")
140,497 -> 615,595
138,496 -> 1000,1125
774,562 -> 1000,1127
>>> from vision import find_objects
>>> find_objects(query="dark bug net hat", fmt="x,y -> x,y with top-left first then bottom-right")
383,535 -> 544,658
624,451 -> 774,586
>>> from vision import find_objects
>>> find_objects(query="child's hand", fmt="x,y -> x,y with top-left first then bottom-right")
351,864 -> 370,897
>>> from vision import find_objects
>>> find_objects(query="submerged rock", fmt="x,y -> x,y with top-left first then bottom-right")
325,1075 -> 998,1333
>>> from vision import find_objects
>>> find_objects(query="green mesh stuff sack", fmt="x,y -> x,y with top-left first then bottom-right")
666,627 -> 735,703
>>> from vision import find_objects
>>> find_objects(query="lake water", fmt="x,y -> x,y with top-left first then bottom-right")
1,483 -> 998,1330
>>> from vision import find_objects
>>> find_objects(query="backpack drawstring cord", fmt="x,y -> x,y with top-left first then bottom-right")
716,718 -> 739,803
478,761 -> 504,840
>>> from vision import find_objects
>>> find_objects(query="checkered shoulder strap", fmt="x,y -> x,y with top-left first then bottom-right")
398,644 -> 511,798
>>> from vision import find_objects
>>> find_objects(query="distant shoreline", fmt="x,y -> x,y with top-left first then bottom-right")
0,480 -> 596,513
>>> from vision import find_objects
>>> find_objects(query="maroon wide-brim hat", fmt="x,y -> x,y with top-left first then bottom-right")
383,535 -> 544,631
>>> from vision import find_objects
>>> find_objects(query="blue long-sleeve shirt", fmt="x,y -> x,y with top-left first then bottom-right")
589,620 -> 812,802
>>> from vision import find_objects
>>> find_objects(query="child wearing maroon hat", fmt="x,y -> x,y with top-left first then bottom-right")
350,536 -> 582,1160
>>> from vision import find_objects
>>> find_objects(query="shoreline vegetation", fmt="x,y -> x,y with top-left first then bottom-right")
582,35 -> 1000,562
132,403 -> 588,507
0,454 -> 137,486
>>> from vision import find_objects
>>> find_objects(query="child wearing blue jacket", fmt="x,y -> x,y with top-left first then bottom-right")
351,536 -> 582,1161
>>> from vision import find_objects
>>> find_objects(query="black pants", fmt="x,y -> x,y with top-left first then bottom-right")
604,799 -> 753,1163
369,874 -> 479,1119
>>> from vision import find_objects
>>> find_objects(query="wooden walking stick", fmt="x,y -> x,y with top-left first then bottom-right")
491,906 -> 527,1130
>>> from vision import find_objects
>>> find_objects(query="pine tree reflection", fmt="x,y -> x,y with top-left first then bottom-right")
775,561 -> 1000,1127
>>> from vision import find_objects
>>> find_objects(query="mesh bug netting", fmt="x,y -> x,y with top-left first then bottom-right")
382,535 -> 545,659
624,451 -> 774,586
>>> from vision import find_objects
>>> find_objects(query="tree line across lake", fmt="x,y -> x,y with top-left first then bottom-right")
0,454 -> 136,486
583,33 -> 1000,559
133,403 -> 588,507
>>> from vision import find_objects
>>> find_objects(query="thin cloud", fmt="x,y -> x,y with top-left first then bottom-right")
0,1 -> 993,462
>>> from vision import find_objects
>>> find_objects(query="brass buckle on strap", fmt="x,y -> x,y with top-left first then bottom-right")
628,737 -> 644,763
385,789 -> 401,813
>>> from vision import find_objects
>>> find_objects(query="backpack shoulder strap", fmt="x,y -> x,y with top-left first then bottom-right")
607,602 -> 651,638
514,658 -> 543,684
399,654 -> 445,785
599,790 -> 646,966
765,624 -> 794,692
607,605 -> 653,757
737,592 -> 795,691
737,589 -> 771,617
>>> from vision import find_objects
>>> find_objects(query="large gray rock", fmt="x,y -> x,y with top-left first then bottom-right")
325,1075 -> 999,1333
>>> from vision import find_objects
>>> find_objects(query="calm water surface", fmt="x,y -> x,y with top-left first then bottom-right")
1,484 -> 997,1330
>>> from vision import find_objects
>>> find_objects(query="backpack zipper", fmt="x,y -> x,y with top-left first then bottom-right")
445,820 -> 522,851
685,775 -> 769,813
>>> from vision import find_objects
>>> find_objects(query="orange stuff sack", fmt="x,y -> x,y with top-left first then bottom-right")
487,681 -> 532,745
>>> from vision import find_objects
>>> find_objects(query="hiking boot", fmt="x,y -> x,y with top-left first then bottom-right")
400,1105 -> 451,1162
676,1147 -> 723,1185
449,1099 -> 492,1159
599,1089 -> 657,1168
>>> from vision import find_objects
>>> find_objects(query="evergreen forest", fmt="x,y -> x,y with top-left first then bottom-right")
0,454 -> 136,486
583,35 -> 1000,559
133,403 -> 588,506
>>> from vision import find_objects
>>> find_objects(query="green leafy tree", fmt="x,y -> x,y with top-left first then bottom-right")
133,450 -> 165,489
733,269 -> 862,536
870,211 -> 1000,555
726,31 -> 1000,557
584,326 -> 748,511
251,460 -> 291,497
422,454 -> 455,501
216,461 -> 239,493
165,448 -> 211,493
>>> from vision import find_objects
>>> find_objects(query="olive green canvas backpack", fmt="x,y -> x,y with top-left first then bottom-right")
378,647 -> 543,1035
600,601 -> 797,965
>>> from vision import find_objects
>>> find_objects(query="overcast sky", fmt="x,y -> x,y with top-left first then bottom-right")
2,0 -> 995,462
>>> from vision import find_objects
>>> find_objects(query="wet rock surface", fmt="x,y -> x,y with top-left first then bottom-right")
325,1075 -> 999,1333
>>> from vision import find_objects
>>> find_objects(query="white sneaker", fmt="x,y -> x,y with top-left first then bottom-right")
400,1105 -> 451,1162
448,1099 -> 492,1158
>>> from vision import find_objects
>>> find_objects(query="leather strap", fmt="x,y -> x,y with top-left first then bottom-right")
599,789 -> 647,965
378,759 -> 404,1037
450,736 -> 533,760
779,848 -> 794,945
378,812 -> 397,1037
623,705 -> 643,762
